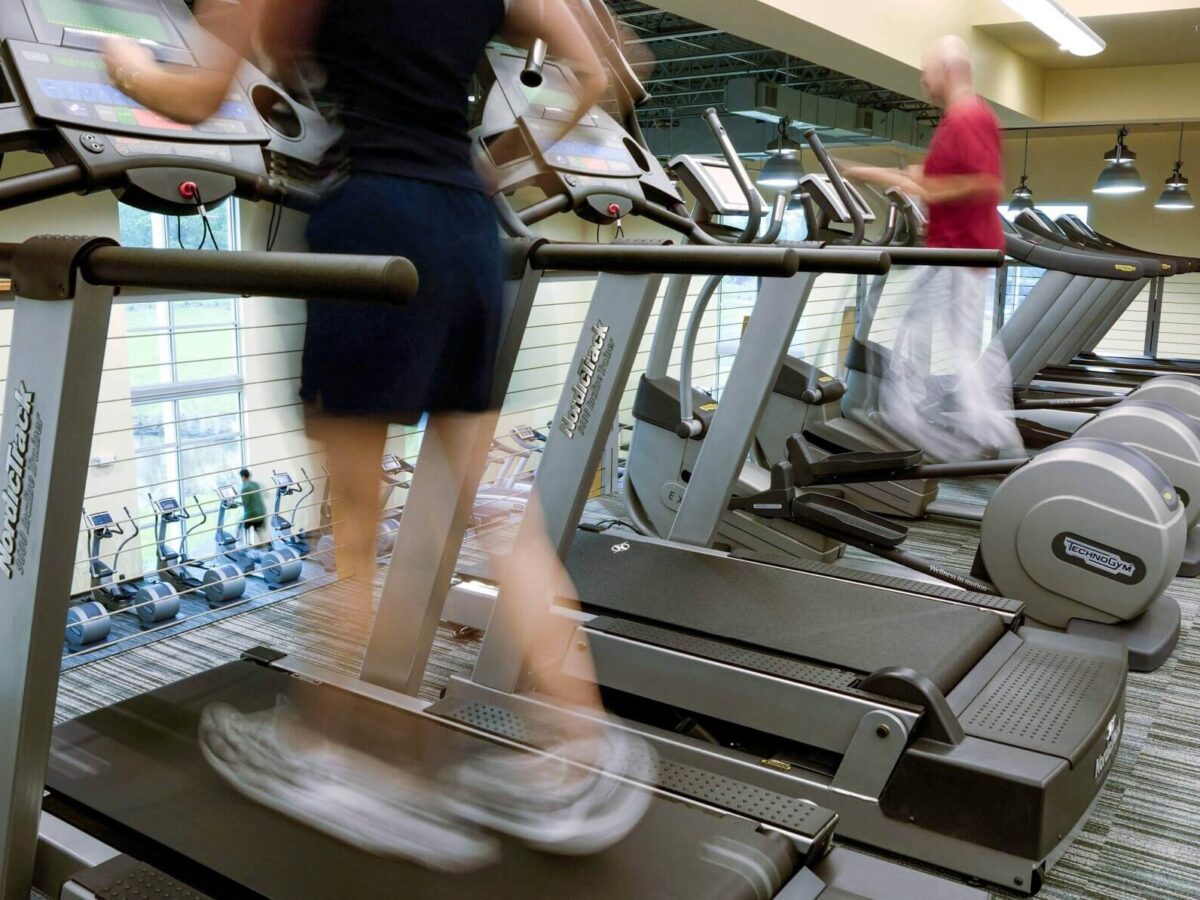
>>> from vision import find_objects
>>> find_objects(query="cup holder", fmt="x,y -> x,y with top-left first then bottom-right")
251,84 -> 303,139
623,137 -> 651,173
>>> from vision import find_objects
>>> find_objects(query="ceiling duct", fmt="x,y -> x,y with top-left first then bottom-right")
726,77 -> 931,150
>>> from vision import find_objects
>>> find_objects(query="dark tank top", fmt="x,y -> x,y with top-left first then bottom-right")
314,0 -> 508,190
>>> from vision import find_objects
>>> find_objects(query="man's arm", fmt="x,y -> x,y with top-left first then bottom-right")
838,164 -> 1000,204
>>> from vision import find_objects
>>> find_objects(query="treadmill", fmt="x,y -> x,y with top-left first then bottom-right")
1049,214 -> 1200,379
0,3 -> 973,898
385,22 -> 1129,898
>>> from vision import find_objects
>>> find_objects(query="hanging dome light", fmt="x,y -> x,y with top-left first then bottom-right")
1093,127 -> 1144,195
1008,129 -> 1035,212
759,149 -> 805,192
1155,124 -> 1194,211
758,118 -> 804,193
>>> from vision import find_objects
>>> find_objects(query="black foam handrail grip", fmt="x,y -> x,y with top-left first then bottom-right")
0,165 -> 87,212
526,243 -> 890,277
884,247 -> 1004,268
0,242 -> 419,303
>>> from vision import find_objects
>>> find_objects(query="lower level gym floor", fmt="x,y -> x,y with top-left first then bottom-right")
51,483 -> 1200,900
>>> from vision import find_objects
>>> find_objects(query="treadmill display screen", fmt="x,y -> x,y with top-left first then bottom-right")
219,486 -> 238,500
39,0 -> 172,44
88,512 -> 114,527
158,498 -> 179,511
273,474 -> 293,486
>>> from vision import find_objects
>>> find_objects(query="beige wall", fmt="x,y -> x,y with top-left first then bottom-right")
1044,64 -> 1200,125
1002,127 -> 1200,255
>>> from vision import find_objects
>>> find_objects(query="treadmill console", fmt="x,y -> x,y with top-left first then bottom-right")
87,511 -> 114,527
218,485 -> 238,501
382,454 -> 404,475
475,47 -> 682,226
669,155 -> 768,218
273,473 -> 294,487
155,497 -> 179,512
0,0 -> 335,214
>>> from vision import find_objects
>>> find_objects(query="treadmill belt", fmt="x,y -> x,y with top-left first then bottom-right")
46,660 -> 801,900
567,531 -> 1005,692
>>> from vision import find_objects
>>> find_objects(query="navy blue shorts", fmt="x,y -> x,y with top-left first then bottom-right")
302,174 -> 503,421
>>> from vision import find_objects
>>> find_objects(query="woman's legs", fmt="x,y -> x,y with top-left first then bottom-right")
421,411 -> 604,715
306,409 -> 390,606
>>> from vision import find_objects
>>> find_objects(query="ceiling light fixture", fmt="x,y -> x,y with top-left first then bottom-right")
1000,0 -> 1106,57
758,118 -> 804,193
1156,123 -> 1195,211
1093,127 -> 1145,195
1008,129 -> 1035,212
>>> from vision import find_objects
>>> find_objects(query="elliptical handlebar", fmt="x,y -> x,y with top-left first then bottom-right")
702,108 -> 762,244
802,128 -> 865,246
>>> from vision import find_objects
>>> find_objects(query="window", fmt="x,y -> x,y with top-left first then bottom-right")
996,204 -> 1089,325
119,201 -> 245,556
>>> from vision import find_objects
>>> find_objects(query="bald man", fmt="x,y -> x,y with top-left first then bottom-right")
840,35 -> 1018,460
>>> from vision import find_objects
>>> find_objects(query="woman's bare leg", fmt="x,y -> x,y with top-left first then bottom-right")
306,409 -> 389,608
423,412 -> 603,715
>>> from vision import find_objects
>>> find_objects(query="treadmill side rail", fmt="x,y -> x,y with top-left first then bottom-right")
0,280 -> 115,897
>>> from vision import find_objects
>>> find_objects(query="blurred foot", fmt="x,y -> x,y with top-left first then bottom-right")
439,719 -> 656,855
199,700 -> 499,871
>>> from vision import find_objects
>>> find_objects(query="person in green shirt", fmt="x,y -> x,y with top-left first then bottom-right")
240,468 -> 268,547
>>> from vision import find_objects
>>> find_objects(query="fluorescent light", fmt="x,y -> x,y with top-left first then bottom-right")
1001,0 -> 1106,56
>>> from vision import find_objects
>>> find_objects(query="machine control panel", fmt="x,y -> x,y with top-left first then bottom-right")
524,117 -> 642,179
87,511 -> 114,528
8,40 -> 267,143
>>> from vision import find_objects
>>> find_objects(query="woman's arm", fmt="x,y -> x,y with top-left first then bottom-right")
103,0 -> 319,125
501,0 -> 609,146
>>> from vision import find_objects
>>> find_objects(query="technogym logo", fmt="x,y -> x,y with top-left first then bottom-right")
1053,532 -> 1145,585
1094,715 -> 1122,781
559,321 -> 614,440
0,382 -> 36,579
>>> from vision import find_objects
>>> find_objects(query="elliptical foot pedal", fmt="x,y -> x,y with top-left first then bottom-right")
67,855 -> 213,899
809,449 -> 923,478
792,494 -> 909,548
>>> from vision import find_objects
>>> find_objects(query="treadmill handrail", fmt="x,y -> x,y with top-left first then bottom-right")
520,241 -> 891,278
883,247 -> 1004,268
1004,233 -> 1144,280
0,238 -> 420,304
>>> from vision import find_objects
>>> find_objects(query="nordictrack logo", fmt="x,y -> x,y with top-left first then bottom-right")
0,382 -> 36,579
1053,532 -> 1145,585
559,321 -> 614,440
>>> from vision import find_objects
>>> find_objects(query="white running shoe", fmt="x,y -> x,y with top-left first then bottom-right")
198,700 -> 499,872
438,719 -> 656,855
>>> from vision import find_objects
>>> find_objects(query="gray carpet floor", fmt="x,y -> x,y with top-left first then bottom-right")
52,481 -> 1200,899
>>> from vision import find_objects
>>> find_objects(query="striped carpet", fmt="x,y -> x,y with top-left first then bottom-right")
52,484 -> 1200,900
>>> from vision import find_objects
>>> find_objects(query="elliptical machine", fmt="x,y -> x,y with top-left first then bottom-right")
271,470 -> 313,555
150,493 -> 246,607
68,506 -> 182,649
213,484 -> 304,587
84,508 -> 139,611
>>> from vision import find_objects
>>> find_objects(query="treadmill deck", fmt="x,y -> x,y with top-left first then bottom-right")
45,660 -> 804,899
